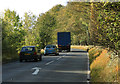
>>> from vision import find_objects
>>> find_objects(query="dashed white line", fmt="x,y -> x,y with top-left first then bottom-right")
45,53 -> 68,65
56,57 -> 62,60
45,61 -> 54,65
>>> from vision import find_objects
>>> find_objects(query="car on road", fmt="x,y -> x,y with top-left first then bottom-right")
19,46 -> 42,62
44,45 -> 59,56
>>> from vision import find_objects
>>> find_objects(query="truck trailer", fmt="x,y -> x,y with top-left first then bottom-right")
57,32 -> 71,52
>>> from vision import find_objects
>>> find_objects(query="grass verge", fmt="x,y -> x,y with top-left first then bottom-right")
71,45 -> 93,51
2,53 -> 18,64
71,45 -> 119,83
89,46 -> 119,83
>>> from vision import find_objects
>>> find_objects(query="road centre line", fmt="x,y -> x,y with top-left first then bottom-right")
56,57 -> 62,60
45,53 -> 68,65
45,61 -> 54,65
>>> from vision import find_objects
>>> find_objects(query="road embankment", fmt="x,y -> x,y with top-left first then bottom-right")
72,45 -> 119,83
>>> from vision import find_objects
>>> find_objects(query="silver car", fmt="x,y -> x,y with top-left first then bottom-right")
44,45 -> 59,56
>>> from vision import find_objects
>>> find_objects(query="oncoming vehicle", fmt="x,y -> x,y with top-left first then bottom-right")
44,45 -> 59,56
19,46 -> 42,62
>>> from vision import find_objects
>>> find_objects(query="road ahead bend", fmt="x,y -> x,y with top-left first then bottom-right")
2,49 -> 89,82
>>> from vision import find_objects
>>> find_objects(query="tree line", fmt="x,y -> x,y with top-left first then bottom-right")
1,2 -> 120,61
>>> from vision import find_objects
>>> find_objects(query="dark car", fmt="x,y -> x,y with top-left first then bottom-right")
19,46 -> 42,62
44,45 -> 59,56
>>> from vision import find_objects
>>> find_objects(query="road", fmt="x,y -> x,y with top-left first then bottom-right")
2,49 -> 90,83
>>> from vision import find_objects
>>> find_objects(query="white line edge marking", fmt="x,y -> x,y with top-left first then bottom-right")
87,52 -> 90,82
45,61 -> 54,65
32,67 -> 41,75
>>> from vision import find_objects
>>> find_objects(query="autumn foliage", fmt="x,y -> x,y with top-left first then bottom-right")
89,47 -> 119,82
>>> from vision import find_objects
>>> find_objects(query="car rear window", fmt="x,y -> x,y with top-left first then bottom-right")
53,46 -> 56,48
21,47 -> 35,51
46,45 -> 56,48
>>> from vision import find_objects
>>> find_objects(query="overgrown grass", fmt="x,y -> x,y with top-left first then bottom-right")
2,52 -> 18,64
89,47 -> 119,82
71,45 -> 119,83
88,47 -> 103,64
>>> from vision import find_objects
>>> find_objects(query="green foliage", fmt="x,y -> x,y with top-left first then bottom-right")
22,12 -> 37,46
52,2 -> 90,45
35,12 -> 56,48
2,9 -> 26,62
89,2 -> 120,52
2,2 -> 120,62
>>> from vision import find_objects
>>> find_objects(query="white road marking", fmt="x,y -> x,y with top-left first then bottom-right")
56,57 -> 62,60
67,53 -> 69,54
62,54 -> 67,57
87,52 -> 90,81
32,67 -> 41,75
45,61 -> 54,65
62,55 -> 65,57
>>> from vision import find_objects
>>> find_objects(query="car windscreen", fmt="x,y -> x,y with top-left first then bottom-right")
21,47 -> 35,52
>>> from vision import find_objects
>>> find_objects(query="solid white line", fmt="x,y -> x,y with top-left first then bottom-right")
87,52 -> 90,81
45,61 -> 54,65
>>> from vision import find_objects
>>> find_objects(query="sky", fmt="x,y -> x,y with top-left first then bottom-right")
0,0 -> 68,18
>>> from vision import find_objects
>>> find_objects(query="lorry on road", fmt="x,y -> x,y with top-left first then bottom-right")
57,32 -> 71,52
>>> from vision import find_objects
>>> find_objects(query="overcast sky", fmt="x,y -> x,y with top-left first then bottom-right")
0,0 -> 68,17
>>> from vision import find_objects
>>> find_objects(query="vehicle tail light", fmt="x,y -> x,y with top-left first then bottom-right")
59,45 -> 61,47
34,52 -> 37,55
67,45 -> 69,47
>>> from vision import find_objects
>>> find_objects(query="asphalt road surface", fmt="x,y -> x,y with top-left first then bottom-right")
2,49 -> 89,83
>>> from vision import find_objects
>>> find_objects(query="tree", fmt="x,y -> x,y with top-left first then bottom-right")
35,12 -> 56,48
89,2 -> 120,52
2,9 -> 26,61
23,12 -> 37,46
